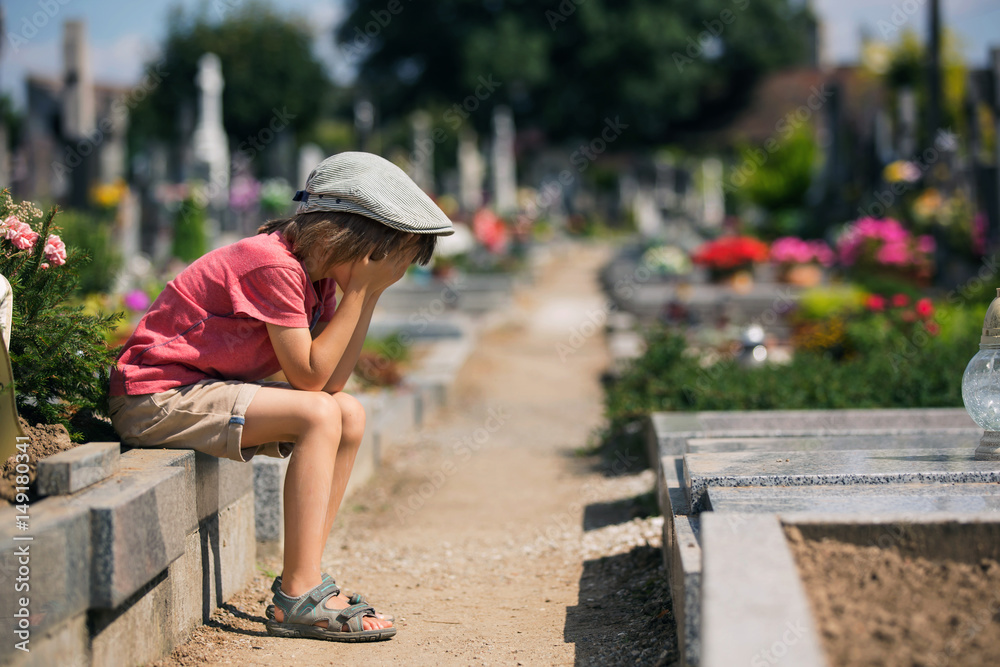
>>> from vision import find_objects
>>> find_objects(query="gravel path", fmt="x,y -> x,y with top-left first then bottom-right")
152,241 -> 679,667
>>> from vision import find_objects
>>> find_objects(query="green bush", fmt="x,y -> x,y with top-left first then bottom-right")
171,196 -> 207,262
605,316 -> 978,452
56,208 -> 122,295
0,192 -> 123,436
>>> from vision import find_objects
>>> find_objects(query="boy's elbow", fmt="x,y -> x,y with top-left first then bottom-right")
285,369 -> 327,392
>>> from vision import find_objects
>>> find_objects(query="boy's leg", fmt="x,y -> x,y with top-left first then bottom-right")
323,392 -> 366,538
242,386 -> 390,632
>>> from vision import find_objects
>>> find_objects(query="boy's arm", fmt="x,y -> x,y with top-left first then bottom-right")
266,286 -> 373,392
267,254 -> 404,392
311,288 -> 381,393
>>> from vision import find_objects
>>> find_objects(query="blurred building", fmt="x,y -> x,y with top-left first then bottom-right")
16,20 -> 128,206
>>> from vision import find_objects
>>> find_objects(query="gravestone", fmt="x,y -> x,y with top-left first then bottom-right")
458,130 -> 484,213
410,111 -> 434,193
192,53 -> 230,205
491,106 -> 517,215
0,274 -> 26,461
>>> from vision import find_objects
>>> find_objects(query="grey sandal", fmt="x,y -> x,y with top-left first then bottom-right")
264,576 -> 396,642
266,574 -> 395,623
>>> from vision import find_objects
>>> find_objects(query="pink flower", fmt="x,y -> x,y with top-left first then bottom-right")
40,262 -> 49,270
925,321 -> 940,336
3,216 -> 39,251
123,289 -> 151,312
43,234 -> 67,266
916,235 -> 935,255
865,294 -> 886,311
891,293 -> 910,308
876,242 -> 910,265
915,298 -> 934,318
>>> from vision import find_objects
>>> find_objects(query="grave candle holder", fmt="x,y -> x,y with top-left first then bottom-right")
961,287 -> 1000,460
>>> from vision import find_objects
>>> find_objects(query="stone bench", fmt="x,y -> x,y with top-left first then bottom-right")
0,443 -> 255,667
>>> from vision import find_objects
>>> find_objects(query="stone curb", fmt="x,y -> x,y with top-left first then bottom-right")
36,442 -> 120,496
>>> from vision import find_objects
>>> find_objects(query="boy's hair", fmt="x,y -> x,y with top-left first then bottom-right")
258,211 -> 436,275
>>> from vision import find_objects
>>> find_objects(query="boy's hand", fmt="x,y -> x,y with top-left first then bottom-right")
347,252 -> 409,294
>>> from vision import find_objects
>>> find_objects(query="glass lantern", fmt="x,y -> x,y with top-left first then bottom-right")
961,288 -> 1000,460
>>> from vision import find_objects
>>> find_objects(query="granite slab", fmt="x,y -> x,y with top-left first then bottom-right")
707,482 -> 1000,514
659,454 -> 703,667
686,432 -> 979,454
700,513 -> 826,667
648,408 -> 978,461
685,447 -> 1000,513
36,441 -> 120,496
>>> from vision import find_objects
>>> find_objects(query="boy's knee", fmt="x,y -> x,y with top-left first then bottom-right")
332,392 -> 366,442
305,392 -> 342,433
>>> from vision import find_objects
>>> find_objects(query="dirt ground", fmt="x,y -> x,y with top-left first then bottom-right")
787,526 -> 1000,667
152,241 -> 678,667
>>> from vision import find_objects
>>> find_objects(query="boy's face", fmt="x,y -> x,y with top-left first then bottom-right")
324,238 -> 421,291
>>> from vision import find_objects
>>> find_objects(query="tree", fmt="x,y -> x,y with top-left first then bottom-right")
336,0 -> 813,145
130,2 -> 331,152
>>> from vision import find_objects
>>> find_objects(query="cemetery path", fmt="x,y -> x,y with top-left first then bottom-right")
154,241 -> 676,667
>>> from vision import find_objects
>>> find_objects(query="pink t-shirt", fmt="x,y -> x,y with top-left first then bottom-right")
111,232 -> 337,396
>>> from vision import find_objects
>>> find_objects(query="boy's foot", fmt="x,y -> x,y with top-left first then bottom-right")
271,575 -> 393,633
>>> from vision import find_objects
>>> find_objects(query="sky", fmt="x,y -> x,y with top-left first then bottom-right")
1,0 -> 998,109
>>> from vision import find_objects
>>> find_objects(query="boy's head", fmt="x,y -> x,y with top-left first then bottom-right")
258,152 -> 454,275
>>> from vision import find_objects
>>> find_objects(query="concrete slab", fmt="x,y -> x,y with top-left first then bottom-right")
36,441 -> 120,496
648,408 -> 978,462
71,467 -> 190,609
1,613 -> 89,667
686,432 -> 979,454
700,513 -> 826,667
0,497 -> 91,664
684,447 -> 1000,513
708,482 -> 1000,513
659,455 -> 702,667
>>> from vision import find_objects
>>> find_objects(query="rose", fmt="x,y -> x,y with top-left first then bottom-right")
43,234 -> 67,266
2,215 -> 39,251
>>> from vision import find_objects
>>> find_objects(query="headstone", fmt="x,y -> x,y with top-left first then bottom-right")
458,130 -> 484,213
354,98 -> 375,152
897,87 -> 917,158
61,20 -> 95,140
700,158 -> 724,228
192,53 -> 230,206
298,143 -> 324,191
491,106 -> 517,215
410,111 -> 434,193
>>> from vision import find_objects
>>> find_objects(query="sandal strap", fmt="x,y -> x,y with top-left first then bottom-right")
271,577 -> 343,622
335,603 -> 377,633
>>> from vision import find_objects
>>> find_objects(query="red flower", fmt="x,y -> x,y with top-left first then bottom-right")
691,236 -> 769,270
925,321 -> 940,336
891,293 -> 910,308
901,310 -> 917,322
865,294 -> 886,312
915,298 -> 934,318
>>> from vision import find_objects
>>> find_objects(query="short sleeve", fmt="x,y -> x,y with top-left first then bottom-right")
233,266 -> 310,328
316,279 -> 338,323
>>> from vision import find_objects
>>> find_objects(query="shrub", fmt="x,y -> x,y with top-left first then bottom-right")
0,191 -> 122,436
605,315 -> 977,453
171,196 -> 207,262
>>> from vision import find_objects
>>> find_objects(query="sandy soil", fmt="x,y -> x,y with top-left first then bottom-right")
151,241 -> 678,667
787,526 -> 1000,667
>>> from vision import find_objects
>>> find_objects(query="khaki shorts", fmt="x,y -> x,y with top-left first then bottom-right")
108,379 -> 294,462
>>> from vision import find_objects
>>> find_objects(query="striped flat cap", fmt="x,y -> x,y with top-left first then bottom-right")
293,152 -> 454,236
